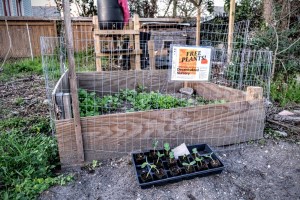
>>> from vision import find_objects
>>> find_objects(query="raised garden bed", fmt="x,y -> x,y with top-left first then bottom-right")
52,70 -> 265,166
132,143 -> 224,188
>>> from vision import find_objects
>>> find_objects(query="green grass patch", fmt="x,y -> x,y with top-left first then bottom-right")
271,76 -> 300,107
0,117 -> 51,135
0,58 -> 43,82
0,117 -> 72,199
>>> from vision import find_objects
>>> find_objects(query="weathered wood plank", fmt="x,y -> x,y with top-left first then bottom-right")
77,70 -> 247,102
55,99 -> 264,165
192,82 -> 246,102
77,70 -> 183,96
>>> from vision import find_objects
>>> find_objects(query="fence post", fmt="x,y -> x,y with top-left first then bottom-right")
26,23 -> 34,60
63,0 -> 85,163
227,0 -> 236,63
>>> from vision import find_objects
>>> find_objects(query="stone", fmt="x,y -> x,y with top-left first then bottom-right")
275,131 -> 288,137
43,99 -> 50,105
179,87 -> 194,96
293,110 -> 300,115
278,110 -> 294,116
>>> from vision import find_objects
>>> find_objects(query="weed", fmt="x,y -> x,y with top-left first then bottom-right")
14,97 -> 25,106
270,75 -> 300,107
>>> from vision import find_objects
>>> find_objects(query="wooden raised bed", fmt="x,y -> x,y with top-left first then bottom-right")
52,70 -> 265,166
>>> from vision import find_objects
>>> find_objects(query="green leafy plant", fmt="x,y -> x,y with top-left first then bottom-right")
164,143 -> 170,155
203,152 -> 214,161
192,148 -> 198,157
270,75 -> 300,106
195,156 -> 204,164
152,140 -> 159,154
0,130 -> 72,199
0,58 -> 44,82
156,151 -> 164,164
169,151 -> 175,162
182,160 -> 196,171
141,158 -> 159,178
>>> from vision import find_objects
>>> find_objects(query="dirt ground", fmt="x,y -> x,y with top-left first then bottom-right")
2,76 -> 299,200
39,140 -> 300,200
0,75 -> 49,119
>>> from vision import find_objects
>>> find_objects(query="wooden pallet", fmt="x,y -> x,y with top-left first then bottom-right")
92,15 -> 141,71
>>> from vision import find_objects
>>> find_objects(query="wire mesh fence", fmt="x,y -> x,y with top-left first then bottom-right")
40,18 -> 272,164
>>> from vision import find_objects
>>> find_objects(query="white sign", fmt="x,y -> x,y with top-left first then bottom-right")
171,46 -> 212,81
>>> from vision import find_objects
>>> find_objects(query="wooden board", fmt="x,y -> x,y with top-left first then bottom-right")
55,99 -> 265,165
52,70 -> 70,120
77,70 -> 183,96
192,82 -> 246,102
77,70 -> 246,102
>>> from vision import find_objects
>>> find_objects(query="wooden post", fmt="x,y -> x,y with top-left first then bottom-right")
133,14 -> 141,70
26,23 -> 33,60
63,93 -> 72,119
196,7 -> 201,46
148,40 -> 155,70
246,86 -> 263,101
93,16 -> 102,71
227,0 -> 236,63
63,0 -> 85,163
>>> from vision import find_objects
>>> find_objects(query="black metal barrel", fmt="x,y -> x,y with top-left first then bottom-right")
97,0 -> 124,29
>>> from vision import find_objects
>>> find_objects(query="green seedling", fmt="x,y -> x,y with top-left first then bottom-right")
203,152 -> 214,161
152,140 -> 159,154
156,151 -> 164,164
182,160 -> 196,171
195,156 -> 204,164
169,151 -> 175,162
192,148 -> 198,157
164,143 -> 170,154
141,158 -> 159,178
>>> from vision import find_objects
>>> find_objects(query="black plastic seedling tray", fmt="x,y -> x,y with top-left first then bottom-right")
132,144 -> 225,189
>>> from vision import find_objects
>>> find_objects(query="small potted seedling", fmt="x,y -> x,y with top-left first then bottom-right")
192,148 -> 199,159
154,151 -> 164,168
167,151 -> 177,167
140,158 -> 154,182
182,160 -> 196,173
195,156 -> 208,170
134,153 -> 145,165
178,154 -> 188,163
204,152 -> 220,168
164,143 -> 171,157
169,166 -> 182,176
149,140 -> 159,162
141,158 -> 166,180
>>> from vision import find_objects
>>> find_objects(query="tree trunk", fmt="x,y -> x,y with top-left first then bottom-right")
173,0 -> 177,17
263,0 -> 273,25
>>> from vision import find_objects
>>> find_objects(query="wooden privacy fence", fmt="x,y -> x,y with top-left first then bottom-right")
0,17 -> 94,58
0,18 -> 57,58
0,17 -> 183,58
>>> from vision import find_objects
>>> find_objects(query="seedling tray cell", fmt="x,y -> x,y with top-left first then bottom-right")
132,144 -> 225,189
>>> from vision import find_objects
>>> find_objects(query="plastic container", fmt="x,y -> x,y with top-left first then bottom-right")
97,0 -> 124,30
132,144 -> 225,189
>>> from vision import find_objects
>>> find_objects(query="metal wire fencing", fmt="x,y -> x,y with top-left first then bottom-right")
41,19 -> 272,164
